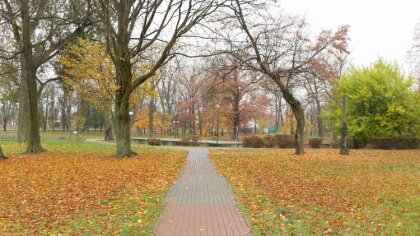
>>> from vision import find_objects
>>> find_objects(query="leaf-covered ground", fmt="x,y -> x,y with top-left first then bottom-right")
0,142 -> 186,235
210,149 -> 419,235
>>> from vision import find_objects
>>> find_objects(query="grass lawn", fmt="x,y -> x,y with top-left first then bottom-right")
210,149 -> 419,235
0,138 -> 186,235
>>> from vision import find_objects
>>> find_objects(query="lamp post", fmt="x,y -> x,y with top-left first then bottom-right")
216,105 -> 220,145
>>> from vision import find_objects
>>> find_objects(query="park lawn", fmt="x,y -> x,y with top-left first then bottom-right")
0,141 -> 186,235
210,149 -> 419,235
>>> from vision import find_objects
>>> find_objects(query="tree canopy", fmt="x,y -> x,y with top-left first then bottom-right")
325,59 -> 420,144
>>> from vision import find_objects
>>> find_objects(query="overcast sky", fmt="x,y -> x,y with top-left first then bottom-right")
279,0 -> 419,71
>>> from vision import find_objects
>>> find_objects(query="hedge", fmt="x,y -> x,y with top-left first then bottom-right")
369,137 -> 419,149
274,135 -> 295,148
242,136 -> 265,148
308,137 -> 322,148
180,135 -> 200,146
331,138 -> 355,149
147,138 -> 161,146
243,135 -> 295,148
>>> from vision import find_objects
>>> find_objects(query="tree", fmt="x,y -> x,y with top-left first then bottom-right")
407,23 -> 419,85
60,38 -> 117,112
0,59 -> 19,131
39,83 -> 58,131
91,0 -> 224,157
212,57 -> 263,140
57,81 -> 73,132
340,95 -> 349,155
222,1 -> 349,154
262,79 -> 284,134
71,115 -> 86,141
303,48 -> 350,138
0,145 -> 6,161
135,108 -> 170,134
326,60 -> 420,145
0,0 -> 92,152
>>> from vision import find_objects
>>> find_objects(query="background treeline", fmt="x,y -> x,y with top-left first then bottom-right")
0,1 -> 418,157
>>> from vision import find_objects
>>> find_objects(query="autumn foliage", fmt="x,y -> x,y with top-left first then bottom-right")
211,150 -> 419,235
59,38 -> 117,111
0,149 -> 185,234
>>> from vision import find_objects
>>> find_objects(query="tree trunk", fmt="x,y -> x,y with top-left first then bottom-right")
273,77 -> 305,154
0,145 -> 6,161
43,95 -> 48,131
66,97 -> 71,132
274,95 -> 282,133
232,96 -> 240,140
114,54 -> 134,157
17,56 -> 29,143
340,95 -> 349,155
148,99 -> 154,138
315,100 -> 324,137
2,103 -> 7,131
115,98 -> 134,157
20,1 -> 44,153
293,105 -> 305,154
26,69 -> 44,153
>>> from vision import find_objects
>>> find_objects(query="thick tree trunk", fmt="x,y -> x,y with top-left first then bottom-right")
340,95 -> 349,155
17,56 -> 29,143
20,1 -> 44,153
0,145 -> 6,161
292,104 -> 305,154
115,98 -> 134,157
114,55 -> 134,157
26,69 -> 44,153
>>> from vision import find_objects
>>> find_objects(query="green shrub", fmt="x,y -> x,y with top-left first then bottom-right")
274,135 -> 295,148
147,138 -> 161,146
242,136 -> 265,148
308,138 -> 322,148
369,137 -> 419,149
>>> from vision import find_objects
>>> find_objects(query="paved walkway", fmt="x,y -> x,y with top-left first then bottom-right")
155,148 -> 251,236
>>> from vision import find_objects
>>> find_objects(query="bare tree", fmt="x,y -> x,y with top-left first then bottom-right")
92,0 -> 227,157
222,1 -> 349,154
407,23 -> 419,88
212,57 -> 262,140
262,80 -> 284,134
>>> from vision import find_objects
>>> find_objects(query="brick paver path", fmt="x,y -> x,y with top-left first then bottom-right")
156,148 -> 251,236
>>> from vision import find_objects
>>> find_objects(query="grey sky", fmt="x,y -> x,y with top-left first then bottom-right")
279,0 -> 419,71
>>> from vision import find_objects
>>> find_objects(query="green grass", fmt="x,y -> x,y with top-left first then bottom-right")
0,131 -> 155,155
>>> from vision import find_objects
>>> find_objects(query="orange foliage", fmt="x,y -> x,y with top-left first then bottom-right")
0,151 -> 185,234
211,150 -> 419,235
134,108 -> 171,131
